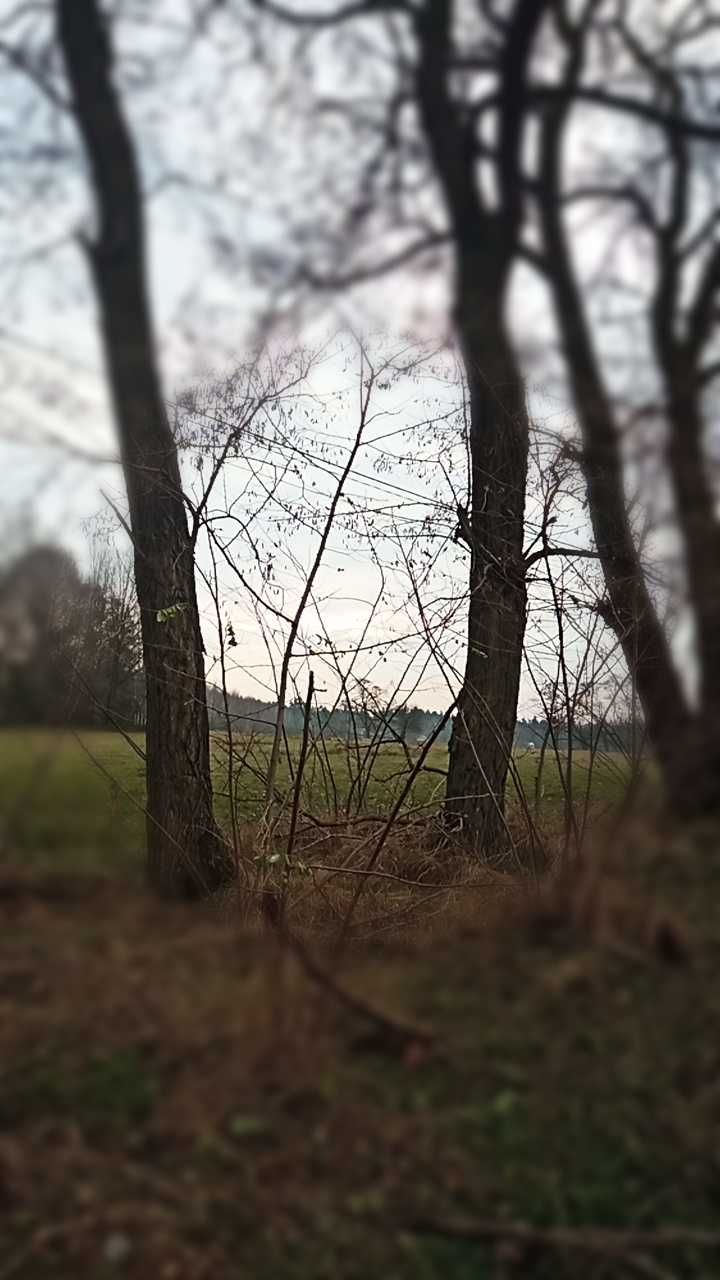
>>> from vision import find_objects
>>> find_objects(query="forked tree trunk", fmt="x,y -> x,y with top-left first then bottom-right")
57,0 -> 232,896
413,0 -> 541,856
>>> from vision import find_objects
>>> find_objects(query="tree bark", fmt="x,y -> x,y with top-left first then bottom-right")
56,0 -> 232,896
654,258 -> 720,732
446,284 -> 529,854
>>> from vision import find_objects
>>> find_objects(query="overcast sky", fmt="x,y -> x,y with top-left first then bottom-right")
1,0 -> 683,715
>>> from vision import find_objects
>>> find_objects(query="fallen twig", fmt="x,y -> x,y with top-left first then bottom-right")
261,893 -> 435,1051
409,1215 -> 720,1273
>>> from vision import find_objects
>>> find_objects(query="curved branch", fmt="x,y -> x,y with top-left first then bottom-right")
524,545 -> 601,570
298,232 -> 450,290
251,0 -> 408,27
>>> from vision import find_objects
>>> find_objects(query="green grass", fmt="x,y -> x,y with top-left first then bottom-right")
0,729 -> 629,873
0,730 -> 147,873
1,1046 -> 160,1135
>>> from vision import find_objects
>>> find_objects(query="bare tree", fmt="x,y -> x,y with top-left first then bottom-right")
530,0 -> 720,818
411,1 -> 540,855
55,0 -> 232,896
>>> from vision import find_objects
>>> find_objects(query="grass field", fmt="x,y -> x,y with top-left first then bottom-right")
0,729 -> 630,874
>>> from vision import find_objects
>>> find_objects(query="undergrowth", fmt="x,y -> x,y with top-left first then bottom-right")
2,822 -> 719,1279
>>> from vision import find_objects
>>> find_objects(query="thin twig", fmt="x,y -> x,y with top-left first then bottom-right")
409,1216 -> 720,1263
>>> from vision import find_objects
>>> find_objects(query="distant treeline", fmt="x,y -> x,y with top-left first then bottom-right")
513,718 -> 638,754
0,545 -> 636,753
205,691 -> 636,754
205,690 -> 453,742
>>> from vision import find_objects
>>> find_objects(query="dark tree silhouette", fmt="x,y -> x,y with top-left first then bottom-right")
532,0 -> 720,817
55,0 -> 232,895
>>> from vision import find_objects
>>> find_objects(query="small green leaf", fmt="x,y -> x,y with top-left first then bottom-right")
156,603 -> 187,624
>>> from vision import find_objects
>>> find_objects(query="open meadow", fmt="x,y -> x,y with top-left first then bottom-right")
0,729 -> 629,875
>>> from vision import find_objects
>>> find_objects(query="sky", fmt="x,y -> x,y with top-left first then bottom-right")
0,0 -> 692,717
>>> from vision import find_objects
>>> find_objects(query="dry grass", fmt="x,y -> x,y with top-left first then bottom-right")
3,820 -> 720,1278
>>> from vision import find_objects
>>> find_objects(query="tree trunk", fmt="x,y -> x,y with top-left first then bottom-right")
446,287 -> 529,854
413,1 -> 538,856
537,71 -> 720,820
56,0 -> 232,896
659,350 -> 720,730
655,356 -> 720,816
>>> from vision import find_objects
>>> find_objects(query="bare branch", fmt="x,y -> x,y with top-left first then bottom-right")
298,232 -> 450,290
524,545 -> 602,570
251,0 -> 408,28
0,37 -> 70,110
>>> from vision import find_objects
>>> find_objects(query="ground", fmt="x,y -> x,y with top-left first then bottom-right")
1,732 -> 719,1278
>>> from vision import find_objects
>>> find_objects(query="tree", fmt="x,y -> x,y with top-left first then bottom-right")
530,0 -> 720,817
0,545 -> 83,726
412,1 -> 541,855
0,542 -> 143,729
54,0 -> 232,895
82,542 -> 144,728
